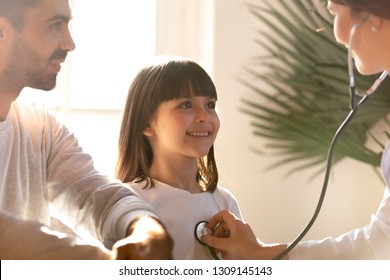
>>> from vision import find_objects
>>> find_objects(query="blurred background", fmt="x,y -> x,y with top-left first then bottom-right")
20,0 -> 385,245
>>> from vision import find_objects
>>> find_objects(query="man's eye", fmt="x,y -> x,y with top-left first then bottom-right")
49,21 -> 63,31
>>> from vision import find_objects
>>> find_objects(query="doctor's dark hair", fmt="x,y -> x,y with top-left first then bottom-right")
330,0 -> 390,20
116,58 -> 219,192
0,0 -> 40,28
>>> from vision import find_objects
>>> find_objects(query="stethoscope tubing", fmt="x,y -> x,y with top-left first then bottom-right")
274,95 -> 370,260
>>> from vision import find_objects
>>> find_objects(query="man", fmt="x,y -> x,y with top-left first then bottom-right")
0,0 -> 173,259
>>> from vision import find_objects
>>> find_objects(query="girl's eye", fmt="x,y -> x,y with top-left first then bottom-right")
206,101 -> 216,109
179,101 -> 192,109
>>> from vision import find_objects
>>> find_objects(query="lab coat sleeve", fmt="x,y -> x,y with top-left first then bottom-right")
288,187 -> 390,259
0,210 -> 112,260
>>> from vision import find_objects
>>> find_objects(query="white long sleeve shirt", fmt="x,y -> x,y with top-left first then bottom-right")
289,142 -> 390,259
127,179 -> 242,260
0,101 -> 157,259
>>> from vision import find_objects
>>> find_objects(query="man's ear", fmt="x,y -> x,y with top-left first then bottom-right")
0,17 -> 13,47
0,18 -> 5,42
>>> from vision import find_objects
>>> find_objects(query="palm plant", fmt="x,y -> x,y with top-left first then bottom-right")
240,0 -> 390,178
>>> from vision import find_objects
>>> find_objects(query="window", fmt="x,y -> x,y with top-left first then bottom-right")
68,0 -> 157,110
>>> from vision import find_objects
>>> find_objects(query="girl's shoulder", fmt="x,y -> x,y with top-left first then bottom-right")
125,179 -> 173,195
125,180 -> 147,195
212,185 -> 238,201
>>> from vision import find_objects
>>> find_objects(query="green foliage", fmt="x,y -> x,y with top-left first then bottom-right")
241,0 -> 390,176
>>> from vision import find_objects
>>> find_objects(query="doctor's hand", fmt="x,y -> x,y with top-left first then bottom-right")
201,210 -> 288,260
112,215 -> 173,260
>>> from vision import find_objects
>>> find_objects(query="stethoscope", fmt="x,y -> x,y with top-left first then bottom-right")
194,221 -> 221,260
195,19 -> 388,260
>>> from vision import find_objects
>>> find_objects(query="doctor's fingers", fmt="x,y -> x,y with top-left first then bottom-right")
207,210 -> 239,230
201,233 -> 232,253
212,222 -> 230,238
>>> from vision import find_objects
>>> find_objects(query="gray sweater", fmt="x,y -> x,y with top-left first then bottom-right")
0,101 -> 157,259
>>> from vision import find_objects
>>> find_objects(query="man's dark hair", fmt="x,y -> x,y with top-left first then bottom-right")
0,0 -> 39,28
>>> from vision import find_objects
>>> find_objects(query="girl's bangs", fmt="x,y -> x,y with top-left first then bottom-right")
153,59 -> 218,103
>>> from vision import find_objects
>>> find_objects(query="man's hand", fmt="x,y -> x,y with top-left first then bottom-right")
112,215 -> 173,260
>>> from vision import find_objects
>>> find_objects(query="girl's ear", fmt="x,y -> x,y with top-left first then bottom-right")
143,126 -> 154,137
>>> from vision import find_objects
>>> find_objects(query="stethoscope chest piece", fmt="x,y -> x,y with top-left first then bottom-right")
194,221 -> 209,245
194,220 -> 221,260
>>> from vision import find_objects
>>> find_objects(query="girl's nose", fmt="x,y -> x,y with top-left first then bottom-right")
195,107 -> 210,123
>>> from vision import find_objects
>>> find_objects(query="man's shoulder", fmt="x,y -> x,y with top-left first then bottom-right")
12,100 -> 62,124
12,100 -> 47,118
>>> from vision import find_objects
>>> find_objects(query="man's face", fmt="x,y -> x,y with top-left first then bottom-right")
4,0 -> 75,92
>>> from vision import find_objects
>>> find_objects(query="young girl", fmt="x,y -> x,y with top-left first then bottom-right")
116,57 -> 243,259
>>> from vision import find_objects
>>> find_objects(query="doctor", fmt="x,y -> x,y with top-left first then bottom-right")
201,0 -> 390,260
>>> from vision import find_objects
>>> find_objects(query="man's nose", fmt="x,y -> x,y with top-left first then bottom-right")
61,28 -> 76,52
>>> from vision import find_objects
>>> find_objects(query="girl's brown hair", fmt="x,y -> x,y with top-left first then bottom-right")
116,58 -> 219,192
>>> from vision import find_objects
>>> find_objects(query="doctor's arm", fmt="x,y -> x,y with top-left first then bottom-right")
201,210 -> 288,260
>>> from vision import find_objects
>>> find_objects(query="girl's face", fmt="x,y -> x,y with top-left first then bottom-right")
145,96 -> 220,161
327,1 -> 383,75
